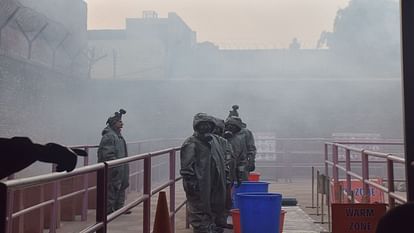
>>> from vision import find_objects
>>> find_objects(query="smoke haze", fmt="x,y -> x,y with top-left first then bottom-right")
0,0 -> 403,177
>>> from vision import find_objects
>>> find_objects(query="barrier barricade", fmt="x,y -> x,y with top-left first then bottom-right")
0,144 -> 185,233
324,142 -> 406,207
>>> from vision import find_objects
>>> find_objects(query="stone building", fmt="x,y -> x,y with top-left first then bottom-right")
88,11 -> 196,79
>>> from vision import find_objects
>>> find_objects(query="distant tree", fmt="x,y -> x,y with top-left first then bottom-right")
318,0 -> 400,69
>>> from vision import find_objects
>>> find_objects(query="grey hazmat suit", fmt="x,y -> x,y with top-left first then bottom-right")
97,126 -> 129,214
227,104 -> 256,173
180,113 -> 227,233
212,117 -> 235,225
240,123 -> 257,172
224,116 -> 249,182
212,117 -> 234,185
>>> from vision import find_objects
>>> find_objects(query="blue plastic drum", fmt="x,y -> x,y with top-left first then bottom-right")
233,181 -> 269,208
237,192 -> 282,233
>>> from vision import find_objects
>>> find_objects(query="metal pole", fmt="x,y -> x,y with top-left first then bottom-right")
49,181 -> 59,233
321,174 -> 325,224
169,150 -> 176,233
387,159 -> 396,208
361,151 -> 370,203
345,149 -> 352,203
96,166 -> 107,233
307,167 -> 316,209
332,145 -> 339,183
351,190 -> 355,203
311,166 -> 315,208
81,148 -> 89,221
316,170 -> 320,216
143,156 -> 152,233
50,161 -> 60,232
8,190 -> 19,233
137,143 -> 142,193
400,0 -> 414,203
326,176 -> 331,232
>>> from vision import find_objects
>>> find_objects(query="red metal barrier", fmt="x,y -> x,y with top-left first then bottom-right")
0,144 -> 184,233
324,141 -> 406,208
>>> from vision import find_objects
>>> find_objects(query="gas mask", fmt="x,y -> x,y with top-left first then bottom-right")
223,131 -> 233,139
195,121 -> 214,141
212,127 -> 224,136
224,123 -> 241,139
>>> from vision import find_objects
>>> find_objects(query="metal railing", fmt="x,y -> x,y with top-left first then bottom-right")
0,142 -> 184,233
324,141 -> 406,208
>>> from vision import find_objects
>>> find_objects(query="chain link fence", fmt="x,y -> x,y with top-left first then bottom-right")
0,0 -> 87,75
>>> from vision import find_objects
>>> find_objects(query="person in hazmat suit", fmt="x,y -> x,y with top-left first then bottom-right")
224,116 -> 249,183
97,109 -> 130,214
240,122 -> 257,172
227,105 -> 256,172
180,113 -> 227,233
212,117 -> 234,229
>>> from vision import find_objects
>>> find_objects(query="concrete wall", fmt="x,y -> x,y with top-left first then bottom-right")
0,55 -> 87,142
88,37 -> 167,79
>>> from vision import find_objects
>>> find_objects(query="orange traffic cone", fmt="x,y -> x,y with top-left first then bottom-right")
153,191 -> 172,233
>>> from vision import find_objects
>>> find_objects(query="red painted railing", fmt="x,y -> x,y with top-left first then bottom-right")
0,142 -> 184,233
324,141 -> 406,208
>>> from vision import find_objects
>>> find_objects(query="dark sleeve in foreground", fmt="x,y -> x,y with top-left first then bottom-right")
0,137 -> 40,179
0,137 -> 86,179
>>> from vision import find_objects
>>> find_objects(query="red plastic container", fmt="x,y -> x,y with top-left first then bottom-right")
280,209 -> 287,233
248,172 -> 261,181
231,208 -> 287,233
231,209 -> 241,233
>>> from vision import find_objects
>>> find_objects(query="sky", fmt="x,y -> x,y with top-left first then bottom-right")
85,0 -> 350,48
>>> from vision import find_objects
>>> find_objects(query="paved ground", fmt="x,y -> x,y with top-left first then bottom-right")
267,178 -> 330,233
55,178 -> 330,233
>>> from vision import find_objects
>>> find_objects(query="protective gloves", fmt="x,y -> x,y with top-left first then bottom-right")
247,158 -> 256,172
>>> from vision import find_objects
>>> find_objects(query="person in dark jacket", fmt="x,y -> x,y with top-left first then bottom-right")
0,137 -> 87,179
97,109 -> 130,214
375,203 -> 414,233
180,113 -> 228,233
